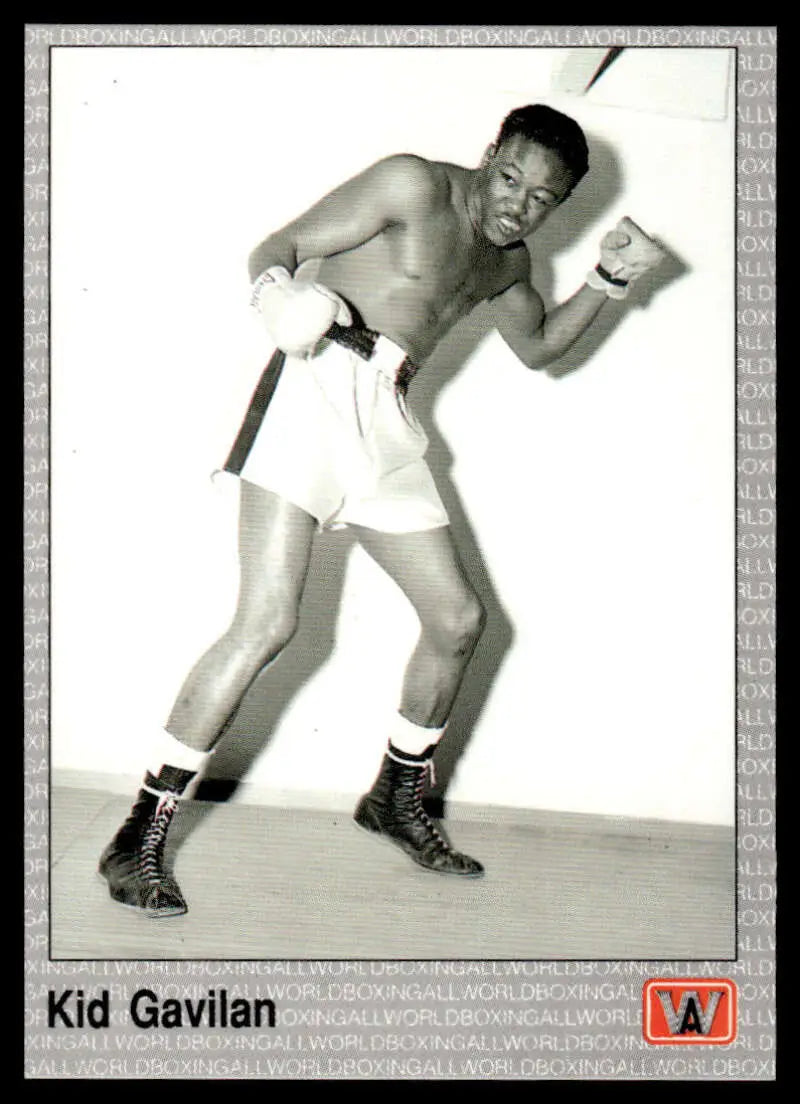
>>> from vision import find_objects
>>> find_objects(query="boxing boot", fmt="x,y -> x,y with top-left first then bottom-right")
354,743 -> 484,877
98,770 -> 191,917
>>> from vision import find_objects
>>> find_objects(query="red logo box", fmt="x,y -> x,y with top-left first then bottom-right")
643,979 -> 737,1044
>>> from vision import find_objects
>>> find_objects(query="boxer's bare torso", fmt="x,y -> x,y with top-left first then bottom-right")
317,161 -> 521,363
250,136 -> 576,365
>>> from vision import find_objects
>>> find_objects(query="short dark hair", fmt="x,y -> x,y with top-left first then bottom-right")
495,104 -> 589,185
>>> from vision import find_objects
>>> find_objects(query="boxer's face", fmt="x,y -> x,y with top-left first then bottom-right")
476,136 -> 575,246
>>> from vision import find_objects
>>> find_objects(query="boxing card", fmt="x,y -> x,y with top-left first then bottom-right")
25,25 -> 776,1082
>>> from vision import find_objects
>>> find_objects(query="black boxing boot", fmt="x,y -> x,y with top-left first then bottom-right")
98,767 -> 194,917
353,743 -> 484,877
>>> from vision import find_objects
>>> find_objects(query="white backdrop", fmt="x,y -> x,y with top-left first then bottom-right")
51,47 -> 735,824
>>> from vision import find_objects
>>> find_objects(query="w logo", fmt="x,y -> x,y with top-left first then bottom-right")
643,979 -> 737,1044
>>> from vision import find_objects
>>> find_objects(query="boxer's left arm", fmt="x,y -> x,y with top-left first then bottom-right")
490,250 -> 608,370
491,217 -> 667,370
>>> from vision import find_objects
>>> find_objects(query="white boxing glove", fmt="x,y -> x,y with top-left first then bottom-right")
251,266 -> 353,355
587,216 -> 667,299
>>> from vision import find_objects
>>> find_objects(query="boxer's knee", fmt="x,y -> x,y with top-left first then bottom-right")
228,603 -> 299,671
424,589 -> 485,659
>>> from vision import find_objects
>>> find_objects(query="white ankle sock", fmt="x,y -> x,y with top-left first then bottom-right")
149,728 -> 213,777
389,713 -> 446,756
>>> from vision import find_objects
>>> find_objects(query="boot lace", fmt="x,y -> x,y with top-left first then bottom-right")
139,791 -> 178,885
414,764 -> 453,855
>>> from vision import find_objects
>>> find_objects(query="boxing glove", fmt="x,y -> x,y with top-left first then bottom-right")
251,266 -> 353,355
587,217 -> 667,299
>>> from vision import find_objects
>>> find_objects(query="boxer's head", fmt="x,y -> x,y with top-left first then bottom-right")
493,105 -> 589,189
474,105 -> 589,245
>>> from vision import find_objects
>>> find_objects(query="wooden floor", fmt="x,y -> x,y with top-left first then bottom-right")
50,786 -> 735,960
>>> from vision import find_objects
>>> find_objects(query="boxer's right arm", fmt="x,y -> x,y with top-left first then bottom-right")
247,156 -> 443,354
247,237 -> 299,284
250,266 -> 353,356
248,155 -> 444,281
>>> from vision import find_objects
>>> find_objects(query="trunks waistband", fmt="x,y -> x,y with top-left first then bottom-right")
326,321 -> 418,396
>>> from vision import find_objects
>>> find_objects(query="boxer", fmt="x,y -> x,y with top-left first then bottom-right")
99,104 -> 666,916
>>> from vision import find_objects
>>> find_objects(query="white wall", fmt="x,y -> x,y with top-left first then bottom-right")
51,47 -> 735,824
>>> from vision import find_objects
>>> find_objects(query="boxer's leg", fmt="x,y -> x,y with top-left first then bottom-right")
353,524 -> 486,728
99,482 -> 317,916
165,480 -> 317,751
351,524 -> 485,876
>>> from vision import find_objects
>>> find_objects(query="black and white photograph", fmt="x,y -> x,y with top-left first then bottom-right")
48,42 -> 736,960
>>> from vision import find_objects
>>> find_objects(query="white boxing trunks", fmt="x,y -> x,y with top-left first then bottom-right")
221,328 -> 449,533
